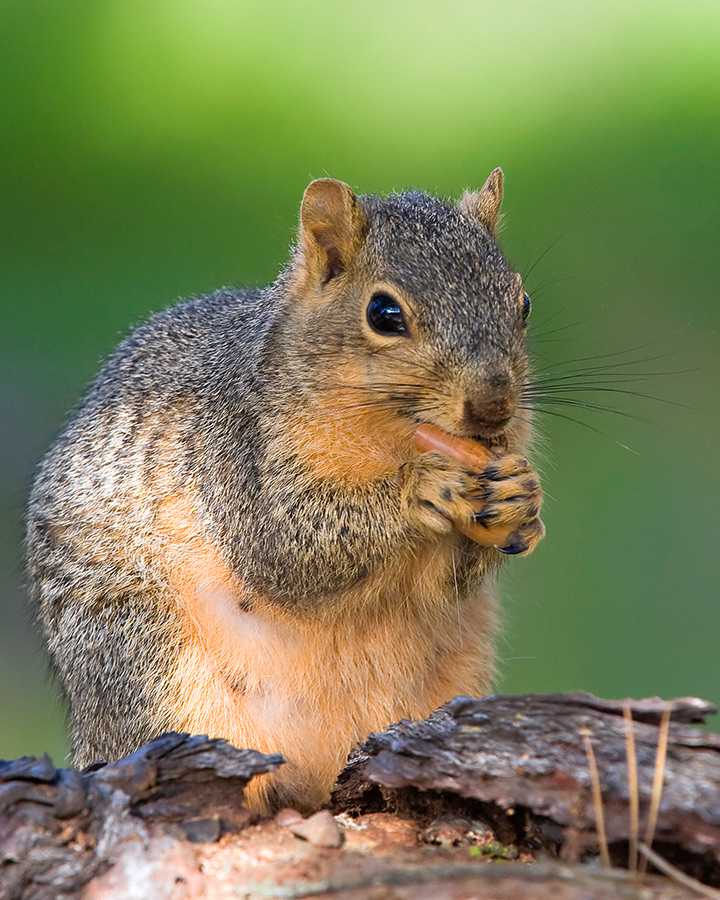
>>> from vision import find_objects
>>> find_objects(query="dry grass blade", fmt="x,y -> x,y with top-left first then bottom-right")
639,703 -> 672,878
638,844 -> 720,899
623,706 -> 639,876
581,729 -> 611,868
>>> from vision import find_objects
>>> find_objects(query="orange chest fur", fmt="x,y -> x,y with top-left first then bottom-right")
156,492 -> 495,809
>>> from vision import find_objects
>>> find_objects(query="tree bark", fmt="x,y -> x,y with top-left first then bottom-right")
1,693 -> 718,899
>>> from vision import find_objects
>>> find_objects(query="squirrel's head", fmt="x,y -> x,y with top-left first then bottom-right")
288,170 -> 531,448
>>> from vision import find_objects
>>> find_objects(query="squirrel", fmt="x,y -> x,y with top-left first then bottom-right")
26,169 -> 544,813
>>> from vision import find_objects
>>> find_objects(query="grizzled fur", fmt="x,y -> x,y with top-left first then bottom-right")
26,175 -> 541,805
361,192 -> 516,348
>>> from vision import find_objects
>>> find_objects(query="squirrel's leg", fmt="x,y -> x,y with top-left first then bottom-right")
41,592 -> 179,768
28,500 -> 181,767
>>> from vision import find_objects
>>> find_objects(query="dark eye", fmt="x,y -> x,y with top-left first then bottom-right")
366,292 -> 408,336
521,291 -> 531,324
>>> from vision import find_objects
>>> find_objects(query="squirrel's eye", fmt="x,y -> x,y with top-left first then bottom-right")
367,292 -> 408,336
521,291 -> 531,324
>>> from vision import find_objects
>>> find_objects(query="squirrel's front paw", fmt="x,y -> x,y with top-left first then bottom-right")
400,450 -> 544,556
474,455 -> 545,556
399,451 -> 484,535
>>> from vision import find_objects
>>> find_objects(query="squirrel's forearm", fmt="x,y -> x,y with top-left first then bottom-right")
235,468 -> 411,607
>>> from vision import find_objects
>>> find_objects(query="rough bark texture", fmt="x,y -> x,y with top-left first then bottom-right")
1,694 -> 718,900
335,692 -> 720,879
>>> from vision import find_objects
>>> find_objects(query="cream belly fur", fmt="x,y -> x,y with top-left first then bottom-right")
157,494 -> 496,813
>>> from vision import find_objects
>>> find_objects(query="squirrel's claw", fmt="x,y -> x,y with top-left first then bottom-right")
498,517 -> 546,557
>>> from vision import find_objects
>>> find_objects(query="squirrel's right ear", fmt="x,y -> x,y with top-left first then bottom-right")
458,167 -> 504,235
299,179 -> 365,284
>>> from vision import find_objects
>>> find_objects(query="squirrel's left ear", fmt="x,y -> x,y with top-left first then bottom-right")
458,167 -> 504,235
299,178 -> 365,284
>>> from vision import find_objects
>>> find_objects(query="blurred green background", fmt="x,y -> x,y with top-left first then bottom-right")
1,0 -> 719,764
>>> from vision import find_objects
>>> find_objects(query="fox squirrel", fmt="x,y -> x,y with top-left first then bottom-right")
26,170 -> 544,812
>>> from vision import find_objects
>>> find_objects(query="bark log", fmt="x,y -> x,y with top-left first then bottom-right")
1,693 -> 718,900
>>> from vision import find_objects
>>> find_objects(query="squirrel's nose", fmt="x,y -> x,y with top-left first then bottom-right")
462,395 -> 514,435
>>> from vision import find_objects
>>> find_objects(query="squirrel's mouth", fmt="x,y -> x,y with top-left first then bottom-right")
473,433 -> 509,453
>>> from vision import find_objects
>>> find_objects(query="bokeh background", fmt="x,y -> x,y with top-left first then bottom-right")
1,1 -> 718,764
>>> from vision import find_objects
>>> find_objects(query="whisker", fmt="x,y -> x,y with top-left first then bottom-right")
518,405 -> 640,452
524,396 -> 661,425
522,232 -> 567,281
528,305 -> 568,330
525,275 -> 575,298
524,385 -> 696,410
537,345 -> 688,375
528,368 -> 698,386
530,319 -> 588,340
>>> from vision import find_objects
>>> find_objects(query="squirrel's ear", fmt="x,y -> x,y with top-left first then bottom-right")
458,167 -> 504,235
299,178 -> 364,283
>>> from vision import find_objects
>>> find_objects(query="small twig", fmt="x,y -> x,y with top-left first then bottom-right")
638,844 -> 720,899
639,703 -> 671,877
581,729 -> 611,868
623,706 -> 639,876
